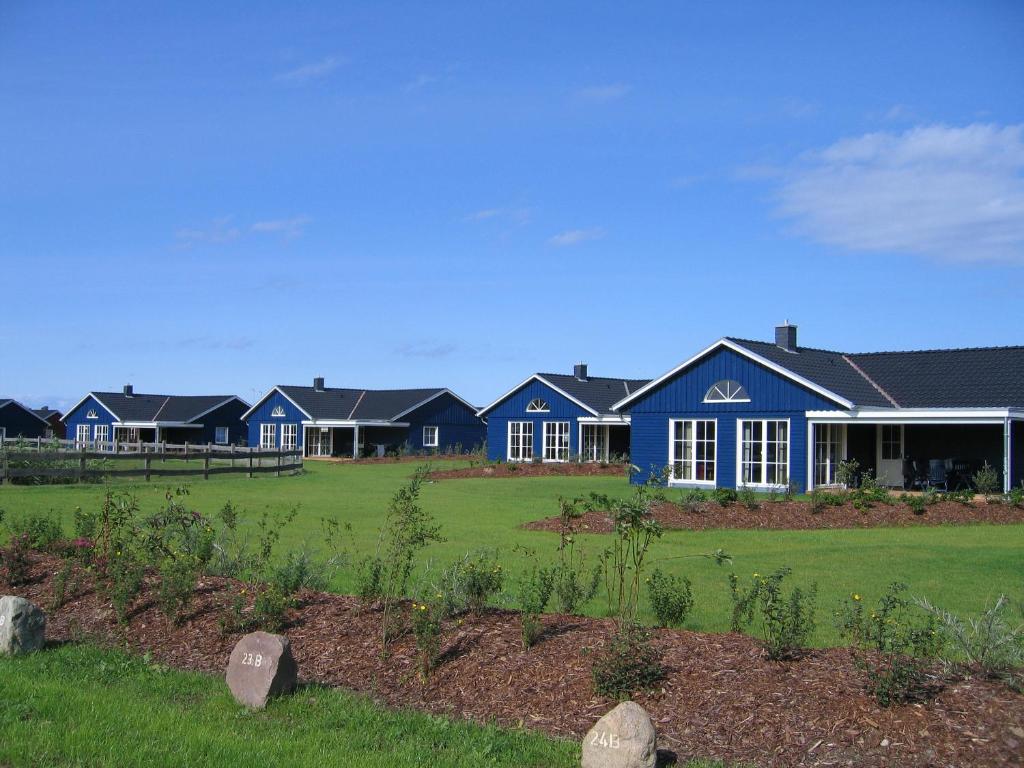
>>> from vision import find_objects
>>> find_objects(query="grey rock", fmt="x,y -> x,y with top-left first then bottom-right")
582,701 -> 657,768
0,596 -> 46,656
225,631 -> 298,709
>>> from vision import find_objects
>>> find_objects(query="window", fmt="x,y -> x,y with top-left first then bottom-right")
308,428 -> 332,457
814,423 -> 845,486
86,409 -> 98,419
581,424 -> 607,463
703,380 -> 750,403
76,424 -> 90,446
507,421 -> 533,461
271,405 -> 286,418
543,421 -> 570,461
94,424 -> 110,449
526,399 -> 550,413
260,423 -> 277,449
881,425 -> 902,460
280,424 -> 297,451
739,419 -> 789,486
215,426 -> 230,445
422,426 -> 438,448
668,419 -> 716,483
115,426 -> 140,444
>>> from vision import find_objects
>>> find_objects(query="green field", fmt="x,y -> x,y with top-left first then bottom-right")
2,459 -> 1022,645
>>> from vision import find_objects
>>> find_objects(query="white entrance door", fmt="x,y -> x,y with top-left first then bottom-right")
876,425 -> 904,487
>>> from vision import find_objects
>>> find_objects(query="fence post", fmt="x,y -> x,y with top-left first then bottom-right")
145,454 -> 151,482
1,448 -> 7,485
204,443 -> 211,480
248,449 -> 253,479
184,442 -> 189,463
78,446 -> 86,483
36,436 -> 41,451
277,448 -> 282,477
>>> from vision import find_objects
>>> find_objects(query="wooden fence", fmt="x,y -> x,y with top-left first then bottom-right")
0,439 -> 303,483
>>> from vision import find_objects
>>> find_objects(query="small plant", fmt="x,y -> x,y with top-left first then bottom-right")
49,556 -> 77,610
837,584 -> 943,706
0,532 -> 33,587
902,493 -> 928,515
157,556 -> 199,625
599,487 -> 663,623
784,481 -> 798,501
410,598 -> 443,681
809,489 -> 844,514
7,512 -> 64,550
552,496 -> 601,615
835,458 -> 860,488
711,487 -> 737,507
973,462 -> 1001,495
517,560 -> 555,648
271,547 -> 338,596
947,488 -> 976,505
729,567 -> 817,660
647,568 -> 693,628
251,584 -> 291,632
591,622 -> 664,699
849,472 -> 892,510
459,550 -> 504,613
738,485 -> 760,510
107,551 -> 145,624
354,555 -> 385,603
915,593 -> 1024,688
1006,485 -> 1024,507
679,488 -> 707,513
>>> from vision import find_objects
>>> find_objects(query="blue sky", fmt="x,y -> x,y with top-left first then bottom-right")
2,1 -> 1023,410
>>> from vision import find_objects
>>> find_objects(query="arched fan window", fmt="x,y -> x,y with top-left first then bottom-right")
86,409 -> 98,419
703,380 -> 750,403
526,398 -> 550,413
271,405 -> 287,418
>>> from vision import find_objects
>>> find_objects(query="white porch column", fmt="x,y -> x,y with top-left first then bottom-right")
1005,417 -> 1012,494
353,425 -> 359,459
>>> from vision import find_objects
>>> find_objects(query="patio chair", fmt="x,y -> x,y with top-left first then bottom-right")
927,459 -> 948,491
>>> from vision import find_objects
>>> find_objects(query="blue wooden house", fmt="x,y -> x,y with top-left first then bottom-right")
241,377 -> 485,457
477,364 -> 648,463
61,386 -> 250,447
0,398 -> 51,441
614,324 -> 1024,493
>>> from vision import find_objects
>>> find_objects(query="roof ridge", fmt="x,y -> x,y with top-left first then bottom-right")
729,336 -> 1024,357
151,396 -> 172,421
841,355 -> 900,408
726,337 -> 849,356
347,390 -> 366,420
538,372 -> 644,383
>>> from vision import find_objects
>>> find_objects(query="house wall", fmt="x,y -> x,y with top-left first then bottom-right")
624,347 -> 842,491
188,398 -> 249,445
0,402 -> 48,439
484,379 -> 591,461
1013,421 -> 1024,491
63,395 -> 118,442
403,392 -> 486,453
245,390 -> 308,449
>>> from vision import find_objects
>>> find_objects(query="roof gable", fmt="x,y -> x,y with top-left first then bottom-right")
64,392 -> 242,423
477,373 -> 648,417
245,385 -> 453,422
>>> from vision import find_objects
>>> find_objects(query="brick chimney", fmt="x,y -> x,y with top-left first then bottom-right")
573,363 -> 588,381
775,322 -> 798,352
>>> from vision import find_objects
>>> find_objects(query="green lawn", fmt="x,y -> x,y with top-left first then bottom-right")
2,460 -> 1022,645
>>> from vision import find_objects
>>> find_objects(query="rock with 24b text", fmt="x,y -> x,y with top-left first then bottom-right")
582,701 -> 657,768
0,595 -> 46,656
225,631 -> 298,709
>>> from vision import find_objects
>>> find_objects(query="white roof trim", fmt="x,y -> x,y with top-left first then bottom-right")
576,415 -> 631,424
240,387 -> 313,421
115,421 -> 204,428
59,392 -> 120,423
300,420 -> 411,428
611,338 -> 854,411
390,388 -> 478,421
806,407 -> 1024,424
476,374 -> 600,418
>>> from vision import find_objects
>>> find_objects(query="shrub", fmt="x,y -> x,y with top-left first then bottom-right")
738,486 -> 760,510
0,532 -> 32,587
49,556 -> 77,610
599,487 -> 662,622
354,555 -> 385,603
7,512 -> 64,550
157,556 -> 199,625
920,488 -> 942,506
517,561 -> 554,648
591,622 -> 664,699
107,551 -> 145,624
837,584 -> 942,706
410,599 -> 443,681
835,458 -> 860,488
647,569 -> 693,628
552,496 -> 600,615
809,489 -> 844,514
459,551 -> 504,613
711,487 -> 737,507
973,462 -> 1001,495
729,567 -> 817,660
849,472 -> 892,510
947,488 -> 976,505
902,494 -> 928,515
1005,486 -> 1024,508
271,548 -> 335,596
679,488 -> 707,513
915,593 -> 1024,688
251,584 -> 291,632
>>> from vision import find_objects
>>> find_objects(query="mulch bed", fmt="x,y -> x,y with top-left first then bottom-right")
523,498 -> 1024,533
8,553 -> 1024,767
430,463 -> 628,480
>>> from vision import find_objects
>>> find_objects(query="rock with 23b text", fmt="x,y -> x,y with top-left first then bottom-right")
225,631 -> 298,709
0,595 -> 46,656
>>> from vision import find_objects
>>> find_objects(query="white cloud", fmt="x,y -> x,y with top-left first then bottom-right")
774,123 -> 1024,263
548,227 -> 606,247
252,215 -> 312,239
175,217 -> 240,247
465,207 -> 532,225
274,56 -> 341,84
573,83 -> 631,105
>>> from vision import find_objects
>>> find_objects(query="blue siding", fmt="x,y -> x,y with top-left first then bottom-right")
483,378 -> 592,461
245,391 -> 308,449
625,347 -> 845,491
0,402 -> 48,439
404,392 -> 486,453
63,395 -> 118,442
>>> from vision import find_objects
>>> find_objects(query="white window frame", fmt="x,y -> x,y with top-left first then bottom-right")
542,421 -> 570,462
271,405 -> 286,418
812,422 -> 847,488
260,423 -> 277,450
580,423 -> 608,463
507,421 -> 534,461
280,424 -> 297,451
880,424 -> 903,461
76,423 -> 90,446
703,380 -> 750,404
526,398 -> 550,413
668,418 -> 717,486
93,423 -> 110,450
215,426 -> 230,445
86,409 -> 98,419
422,426 -> 439,448
737,418 -> 790,488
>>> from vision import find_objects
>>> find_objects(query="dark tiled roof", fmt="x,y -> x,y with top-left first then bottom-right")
727,339 -> 1024,409
539,374 -> 651,416
33,407 -> 62,420
92,393 -> 239,423
848,347 -> 1024,408
278,386 -> 446,421
726,339 -> 891,407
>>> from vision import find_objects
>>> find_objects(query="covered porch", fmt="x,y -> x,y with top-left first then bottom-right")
578,418 -> 631,463
303,421 -> 411,459
807,409 -> 1022,493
